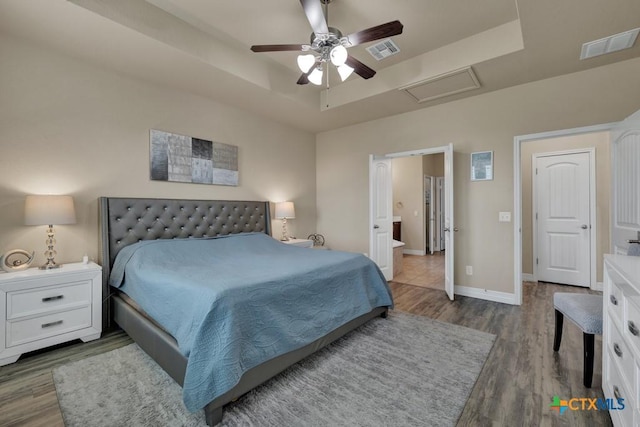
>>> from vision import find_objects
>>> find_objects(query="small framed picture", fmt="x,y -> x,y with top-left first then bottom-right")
470,151 -> 493,181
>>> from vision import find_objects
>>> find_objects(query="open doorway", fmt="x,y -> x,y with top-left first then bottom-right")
389,153 -> 446,291
369,144 -> 454,300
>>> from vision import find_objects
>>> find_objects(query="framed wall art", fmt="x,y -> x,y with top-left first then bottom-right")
150,129 -> 238,186
470,151 -> 493,181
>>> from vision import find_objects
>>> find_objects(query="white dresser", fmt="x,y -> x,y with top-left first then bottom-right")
0,262 -> 102,365
603,254 -> 640,426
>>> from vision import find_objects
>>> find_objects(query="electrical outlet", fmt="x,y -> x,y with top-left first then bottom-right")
466,265 -> 473,275
499,212 -> 511,222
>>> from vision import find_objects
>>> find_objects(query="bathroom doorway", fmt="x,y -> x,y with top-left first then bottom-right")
391,152 -> 446,291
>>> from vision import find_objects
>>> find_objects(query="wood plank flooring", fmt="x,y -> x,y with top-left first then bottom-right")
0,282 -> 611,426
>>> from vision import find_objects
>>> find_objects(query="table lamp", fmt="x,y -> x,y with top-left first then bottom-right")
275,201 -> 295,241
24,195 -> 76,269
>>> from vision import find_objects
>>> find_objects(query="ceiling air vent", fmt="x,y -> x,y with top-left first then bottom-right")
580,28 -> 640,60
399,66 -> 481,104
366,38 -> 400,61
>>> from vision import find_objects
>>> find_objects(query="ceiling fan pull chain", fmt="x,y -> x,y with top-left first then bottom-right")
326,67 -> 330,108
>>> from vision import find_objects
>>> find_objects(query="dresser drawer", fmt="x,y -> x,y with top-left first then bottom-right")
604,350 -> 634,427
625,299 -> 640,356
607,280 -> 624,328
6,306 -> 92,347
607,320 -> 635,395
6,281 -> 92,320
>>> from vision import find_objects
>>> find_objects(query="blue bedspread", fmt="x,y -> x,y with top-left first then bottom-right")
109,233 -> 393,412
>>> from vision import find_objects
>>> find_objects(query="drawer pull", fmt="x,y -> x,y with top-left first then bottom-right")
613,386 -> 622,401
41,320 -> 63,328
613,343 -> 623,357
42,295 -> 64,302
628,321 -> 639,336
610,295 -> 618,306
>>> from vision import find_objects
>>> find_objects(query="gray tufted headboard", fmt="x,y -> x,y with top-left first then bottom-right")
98,197 -> 271,327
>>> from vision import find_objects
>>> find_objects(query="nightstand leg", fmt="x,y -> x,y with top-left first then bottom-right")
0,355 -> 21,366
80,333 -> 101,343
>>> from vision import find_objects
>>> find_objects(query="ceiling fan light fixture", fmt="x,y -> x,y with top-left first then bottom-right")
337,63 -> 354,81
297,54 -> 316,73
330,45 -> 348,66
308,66 -> 323,85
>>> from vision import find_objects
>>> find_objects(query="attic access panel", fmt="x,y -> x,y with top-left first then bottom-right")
400,66 -> 480,103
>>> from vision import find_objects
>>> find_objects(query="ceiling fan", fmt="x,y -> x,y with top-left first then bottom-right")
250,0 -> 403,86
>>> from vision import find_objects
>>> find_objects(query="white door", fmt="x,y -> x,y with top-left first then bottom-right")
535,152 -> 591,286
369,156 -> 393,280
611,109 -> 640,254
443,144 -> 454,300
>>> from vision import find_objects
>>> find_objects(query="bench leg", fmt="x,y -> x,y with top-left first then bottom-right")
553,310 -> 564,351
584,333 -> 595,388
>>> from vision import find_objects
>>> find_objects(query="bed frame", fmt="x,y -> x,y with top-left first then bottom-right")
99,197 -> 387,425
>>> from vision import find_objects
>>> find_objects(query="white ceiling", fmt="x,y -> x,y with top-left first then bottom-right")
1,0 -> 639,132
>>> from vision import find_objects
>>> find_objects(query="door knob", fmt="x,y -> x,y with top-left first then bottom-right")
444,227 -> 450,232
581,224 -> 588,229
373,225 -> 380,229
454,228 -> 459,232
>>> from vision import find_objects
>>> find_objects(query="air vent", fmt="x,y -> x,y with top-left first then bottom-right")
580,28 -> 640,60
399,67 -> 481,104
366,38 -> 400,61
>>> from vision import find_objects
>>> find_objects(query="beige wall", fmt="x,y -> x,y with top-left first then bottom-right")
423,153 -> 444,177
392,156 -> 424,252
0,35 -> 317,267
316,57 -> 640,294
521,132 -> 610,282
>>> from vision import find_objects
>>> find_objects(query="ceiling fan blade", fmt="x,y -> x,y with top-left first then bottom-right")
250,44 -> 306,53
299,0 -> 329,36
345,56 -> 376,79
344,20 -> 403,47
297,73 -> 310,85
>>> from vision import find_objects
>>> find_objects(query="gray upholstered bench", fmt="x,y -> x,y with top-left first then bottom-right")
553,293 -> 603,388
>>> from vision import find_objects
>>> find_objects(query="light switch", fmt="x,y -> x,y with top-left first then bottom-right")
499,212 -> 511,222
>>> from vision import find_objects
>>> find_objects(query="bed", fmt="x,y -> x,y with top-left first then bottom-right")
99,197 -> 392,425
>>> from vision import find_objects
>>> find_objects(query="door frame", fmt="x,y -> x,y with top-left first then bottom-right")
531,148 -> 596,286
513,122 -> 615,304
374,144 -> 454,300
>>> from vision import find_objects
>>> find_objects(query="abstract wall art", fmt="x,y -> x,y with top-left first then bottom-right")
150,129 -> 238,186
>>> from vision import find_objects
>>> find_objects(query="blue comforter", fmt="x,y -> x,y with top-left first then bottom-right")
109,233 -> 392,411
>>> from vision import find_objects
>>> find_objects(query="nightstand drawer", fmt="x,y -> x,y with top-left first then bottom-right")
7,281 -> 92,320
6,306 -> 92,347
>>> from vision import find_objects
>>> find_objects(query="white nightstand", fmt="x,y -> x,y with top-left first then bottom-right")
0,262 -> 102,366
281,238 -> 314,248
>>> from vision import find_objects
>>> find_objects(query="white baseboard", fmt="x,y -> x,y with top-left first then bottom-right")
522,273 -> 535,282
592,281 -> 604,292
454,285 -> 518,305
403,249 -> 426,256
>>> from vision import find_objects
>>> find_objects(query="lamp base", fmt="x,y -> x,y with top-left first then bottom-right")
39,261 -> 62,270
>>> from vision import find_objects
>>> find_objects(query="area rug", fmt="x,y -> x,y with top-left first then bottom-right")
53,311 -> 495,427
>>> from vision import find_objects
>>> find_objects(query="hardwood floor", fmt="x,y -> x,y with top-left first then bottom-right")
391,280 -> 611,427
0,281 -> 611,426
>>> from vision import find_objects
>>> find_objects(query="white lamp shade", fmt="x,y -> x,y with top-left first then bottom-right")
275,201 -> 295,219
25,195 -> 76,225
297,54 -> 316,73
308,66 -> 323,85
330,45 -> 348,66
337,63 -> 355,81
